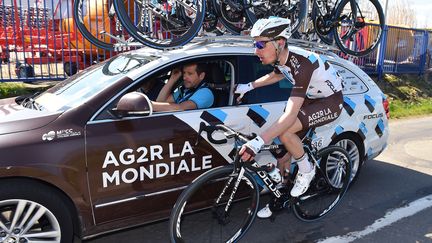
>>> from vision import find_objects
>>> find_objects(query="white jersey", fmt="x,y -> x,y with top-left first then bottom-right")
274,48 -> 342,99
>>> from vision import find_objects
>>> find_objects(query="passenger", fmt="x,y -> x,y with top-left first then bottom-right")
152,63 -> 214,111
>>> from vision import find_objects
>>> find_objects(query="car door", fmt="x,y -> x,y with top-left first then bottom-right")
84,57 -> 253,225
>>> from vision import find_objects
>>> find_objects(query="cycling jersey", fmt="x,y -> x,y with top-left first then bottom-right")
274,48 -> 342,99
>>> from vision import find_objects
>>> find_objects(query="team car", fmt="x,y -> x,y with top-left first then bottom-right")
0,37 -> 389,242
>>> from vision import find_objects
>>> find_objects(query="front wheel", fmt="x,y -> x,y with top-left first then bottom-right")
0,179 -> 76,243
293,146 -> 351,221
169,165 -> 259,243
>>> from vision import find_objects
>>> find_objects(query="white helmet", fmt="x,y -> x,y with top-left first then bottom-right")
250,17 -> 292,40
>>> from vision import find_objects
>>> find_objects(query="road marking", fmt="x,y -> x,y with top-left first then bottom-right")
317,194 -> 432,243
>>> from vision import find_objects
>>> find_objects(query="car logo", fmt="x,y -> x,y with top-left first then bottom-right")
42,131 -> 56,141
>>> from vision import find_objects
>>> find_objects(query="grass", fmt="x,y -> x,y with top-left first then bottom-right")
0,82 -> 29,99
373,73 -> 432,119
389,99 -> 432,119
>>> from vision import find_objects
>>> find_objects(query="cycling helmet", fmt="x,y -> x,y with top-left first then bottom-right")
116,92 -> 153,116
250,17 -> 292,40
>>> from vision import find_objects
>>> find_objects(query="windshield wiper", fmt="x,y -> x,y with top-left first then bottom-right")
18,92 -> 44,111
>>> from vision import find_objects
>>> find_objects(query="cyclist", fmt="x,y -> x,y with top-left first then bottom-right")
235,17 -> 343,218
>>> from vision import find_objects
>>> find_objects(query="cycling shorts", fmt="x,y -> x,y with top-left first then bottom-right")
297,91 -> 343,132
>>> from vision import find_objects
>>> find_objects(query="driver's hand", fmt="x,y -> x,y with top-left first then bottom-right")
169,68 -> 182,82
234,82 -> 254,102
239,136 -> 264,162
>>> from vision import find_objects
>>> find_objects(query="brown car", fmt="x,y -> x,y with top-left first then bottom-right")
0,40 -> 389,242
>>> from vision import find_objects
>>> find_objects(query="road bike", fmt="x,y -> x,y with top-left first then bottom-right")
169,122 -> 351,242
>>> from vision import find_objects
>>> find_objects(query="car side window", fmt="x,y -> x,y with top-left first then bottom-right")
332,63 -> 369,95
237,55 -> 291,104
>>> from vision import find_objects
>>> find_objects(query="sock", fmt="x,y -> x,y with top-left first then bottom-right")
294,153 -> 313,173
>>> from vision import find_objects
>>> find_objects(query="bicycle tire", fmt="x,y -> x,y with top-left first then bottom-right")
332,0 -> 385,56
293,146 -> 351,222
292,6 -> 333,45
169,165 -> 260,243
73,0 -> 115,50
212,0 -> 250,35
311,3 -> 334,45
114,0 -> 206,49
242,0 -> 307,35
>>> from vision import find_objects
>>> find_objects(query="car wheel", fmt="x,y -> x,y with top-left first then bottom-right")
332,134 -> 364,185
0,179 -> 75,243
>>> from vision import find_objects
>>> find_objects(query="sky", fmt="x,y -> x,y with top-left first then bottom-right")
381,0 -> 432,28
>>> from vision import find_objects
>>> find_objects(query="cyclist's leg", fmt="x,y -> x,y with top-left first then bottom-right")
288,92 -> 344,197
276,152 -> 291,184
257,120 -> 304,219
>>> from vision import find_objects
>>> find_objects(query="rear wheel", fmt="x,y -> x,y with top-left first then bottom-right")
293,146 -> 351,221
169,165 -> 259,242
332,134 -> 364,184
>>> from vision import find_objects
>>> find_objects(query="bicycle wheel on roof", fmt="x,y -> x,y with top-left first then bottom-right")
242,0 -> 307,34
332,0 -> 385,56
212,0 -> 250,35
73,0 -> 128,51
113,0 -> 206,49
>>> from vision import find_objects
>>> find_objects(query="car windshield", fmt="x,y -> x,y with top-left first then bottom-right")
34,53 -> 159,112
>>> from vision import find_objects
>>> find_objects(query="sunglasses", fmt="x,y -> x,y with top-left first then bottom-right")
254,39 -> 274,50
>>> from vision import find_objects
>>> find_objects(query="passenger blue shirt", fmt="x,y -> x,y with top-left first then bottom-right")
172,82 -> 214,109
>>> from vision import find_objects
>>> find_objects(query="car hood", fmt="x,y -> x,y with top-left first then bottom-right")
0,97 -> 61,135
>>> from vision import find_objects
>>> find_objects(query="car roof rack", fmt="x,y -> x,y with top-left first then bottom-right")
114,34 -> 341,58
187,35 -> 340,58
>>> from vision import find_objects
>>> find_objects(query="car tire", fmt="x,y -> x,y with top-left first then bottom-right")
331,134 -> 364,185
0,179 -> 75,243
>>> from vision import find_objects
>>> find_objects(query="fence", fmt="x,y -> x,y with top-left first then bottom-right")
0,0 -> 430,82
343,25 -> 430,78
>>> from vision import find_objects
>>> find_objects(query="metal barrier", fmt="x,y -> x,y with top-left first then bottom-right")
0,0 -> 115,82
0,0 -> 430,82
337,25 -> 429,78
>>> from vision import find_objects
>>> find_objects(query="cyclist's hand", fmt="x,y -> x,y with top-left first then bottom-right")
239,136 -> 264,161
234,82 -> 254,103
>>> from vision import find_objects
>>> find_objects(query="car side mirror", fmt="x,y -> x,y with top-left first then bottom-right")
111,92 -> 153,118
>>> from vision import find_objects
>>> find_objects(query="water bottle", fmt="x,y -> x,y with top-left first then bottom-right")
266,163 -> 282,184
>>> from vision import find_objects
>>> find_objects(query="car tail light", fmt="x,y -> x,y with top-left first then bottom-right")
383,99 -> 390,119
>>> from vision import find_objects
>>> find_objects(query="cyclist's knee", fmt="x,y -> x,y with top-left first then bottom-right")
279,130 -> 297,144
